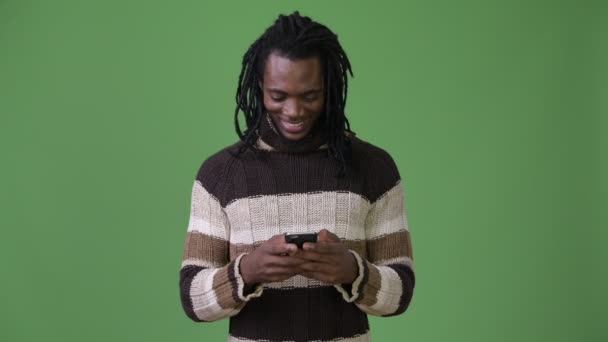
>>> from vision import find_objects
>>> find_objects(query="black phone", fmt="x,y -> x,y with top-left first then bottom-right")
285,233 -> 317,249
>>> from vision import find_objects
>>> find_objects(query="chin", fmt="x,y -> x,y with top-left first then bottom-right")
280,128 -> 310,141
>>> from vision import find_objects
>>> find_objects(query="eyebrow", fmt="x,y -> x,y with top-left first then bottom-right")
267,88 -> 323,96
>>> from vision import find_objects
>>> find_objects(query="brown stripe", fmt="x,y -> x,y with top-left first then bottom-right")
229,243 -> 258,261
198,137 -> 400,207
182,231 -> 228,264
343,240 -> 366,258
367,230 -> 413,263
212,265 -> 238,310
405,230 -> 413,259
357,262 -> 381,307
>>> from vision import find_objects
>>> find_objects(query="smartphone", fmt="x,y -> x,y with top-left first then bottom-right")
285,233 -> 317,249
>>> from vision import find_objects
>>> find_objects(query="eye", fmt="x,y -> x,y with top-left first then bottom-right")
303,95 -> 318,103
270,96 -> 286,102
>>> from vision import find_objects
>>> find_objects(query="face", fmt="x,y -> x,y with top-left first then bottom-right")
261,52 -> 324,141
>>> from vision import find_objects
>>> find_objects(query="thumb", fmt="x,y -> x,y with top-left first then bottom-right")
318,229 -> 340,242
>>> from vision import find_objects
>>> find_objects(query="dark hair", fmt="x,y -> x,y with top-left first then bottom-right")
233,11 -> 354,176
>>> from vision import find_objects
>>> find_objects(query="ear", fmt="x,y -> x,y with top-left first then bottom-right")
258,80 -> 263,90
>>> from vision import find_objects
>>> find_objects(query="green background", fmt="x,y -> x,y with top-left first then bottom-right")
1,0 -> 606,341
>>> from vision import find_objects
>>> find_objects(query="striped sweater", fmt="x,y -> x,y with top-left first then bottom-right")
179,114 -> 415,341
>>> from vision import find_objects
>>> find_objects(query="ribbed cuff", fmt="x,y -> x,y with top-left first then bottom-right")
234,253 -> 264,301
334,250 -> 367,303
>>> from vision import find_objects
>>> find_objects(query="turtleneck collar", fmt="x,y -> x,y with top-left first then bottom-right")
256,113 -> 329,153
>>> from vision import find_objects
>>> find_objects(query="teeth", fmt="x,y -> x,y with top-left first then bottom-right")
284,120 -> 304,126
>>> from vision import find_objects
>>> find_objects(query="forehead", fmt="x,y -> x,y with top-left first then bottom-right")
262,52 -> 322,90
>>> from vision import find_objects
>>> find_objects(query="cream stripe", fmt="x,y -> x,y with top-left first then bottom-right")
190,268 -> 237,321
187,216 -> 228,236
188,181 -> 229,240
263,275 -> 328,289
228,223 -> 368,245
228,332 -> 370,342
190,180 -> 407,242
366,215 -> 407,239
225,192 -> 370,244
365,183 -> 409,240
365,266 -> 402,315
256,137 -> 329,151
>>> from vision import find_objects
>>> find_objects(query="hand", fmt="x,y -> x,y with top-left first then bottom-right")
239,234 -> 304,288
293,229 -> 358,285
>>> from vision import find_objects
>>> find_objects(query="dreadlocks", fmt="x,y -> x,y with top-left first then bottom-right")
232,11 -> 354,177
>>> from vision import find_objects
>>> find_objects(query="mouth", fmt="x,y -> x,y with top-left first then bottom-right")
279,117 -> 306,134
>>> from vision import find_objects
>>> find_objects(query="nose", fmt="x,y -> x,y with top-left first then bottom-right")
283,99 -> 303,117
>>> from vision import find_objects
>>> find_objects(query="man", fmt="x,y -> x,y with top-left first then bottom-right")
179,11 -> 415,342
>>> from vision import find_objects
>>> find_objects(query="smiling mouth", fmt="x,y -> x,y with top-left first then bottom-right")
280,118 -> 306,133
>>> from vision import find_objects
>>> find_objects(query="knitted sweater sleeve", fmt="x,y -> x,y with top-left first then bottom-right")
179,157 -> 263,322
335,151 -> 416,317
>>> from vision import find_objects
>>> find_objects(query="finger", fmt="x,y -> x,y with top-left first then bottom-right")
299,270 -> 333,284
286,245 -> 300,257
303,241 -> 342,255
288,248 -> 300,257
269,233 -> 295,248
268,255 -> 307,268
299,271 -> 319,281
298,261 -> 332,274
291,250 -> 335,264
263,267 -> 299,282
317,229 -> 340,242
268,242 -> 297,255
271,233 -> 287,242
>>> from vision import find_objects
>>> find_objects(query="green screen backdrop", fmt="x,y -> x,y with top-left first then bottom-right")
1,0 -> 606,341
